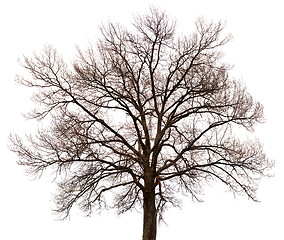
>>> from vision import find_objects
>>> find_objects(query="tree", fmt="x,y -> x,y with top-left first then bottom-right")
9,8 -> 273,240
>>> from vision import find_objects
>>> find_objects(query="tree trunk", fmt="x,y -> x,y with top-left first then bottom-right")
142,188 -> 157,240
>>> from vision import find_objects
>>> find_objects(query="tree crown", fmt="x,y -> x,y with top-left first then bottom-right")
10,8 -> 273,221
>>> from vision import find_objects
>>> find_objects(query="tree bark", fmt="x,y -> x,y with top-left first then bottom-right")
142,188 -> 157,240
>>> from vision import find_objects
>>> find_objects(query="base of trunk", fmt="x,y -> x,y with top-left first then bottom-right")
142,190 -> 157,240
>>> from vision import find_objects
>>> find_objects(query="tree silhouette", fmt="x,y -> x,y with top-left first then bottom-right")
9,8 -> 273,240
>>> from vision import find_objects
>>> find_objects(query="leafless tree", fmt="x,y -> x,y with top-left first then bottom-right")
9,8 -> 273,240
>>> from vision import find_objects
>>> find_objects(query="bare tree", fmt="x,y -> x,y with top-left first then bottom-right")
9,8 -> 273,240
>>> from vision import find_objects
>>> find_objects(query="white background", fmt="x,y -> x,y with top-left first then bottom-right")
0,0 -> 283,239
